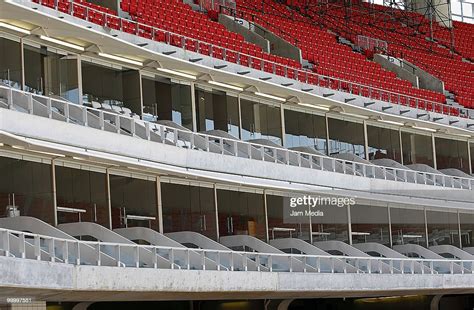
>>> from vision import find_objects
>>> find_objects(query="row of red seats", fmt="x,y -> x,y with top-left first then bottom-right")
121,0 -> 302,69
293,1 -> 473,110
237,0 -> 446,106
33,0 -> 303,73
32,0 -> 464,116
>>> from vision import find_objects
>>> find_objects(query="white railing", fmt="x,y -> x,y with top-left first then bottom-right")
24,0 -> 473,120
0,84 -> 473,190
357,35 -> 388,52
1,227 -> 473,274
199,0 -> 236,12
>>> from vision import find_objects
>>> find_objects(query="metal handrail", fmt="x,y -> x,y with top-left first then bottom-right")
25,0 -> 473,119
0,84 -> 473,190
0,227 -> 473,274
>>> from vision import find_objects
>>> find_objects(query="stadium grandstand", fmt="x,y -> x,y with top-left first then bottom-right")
0,0 -> 473,308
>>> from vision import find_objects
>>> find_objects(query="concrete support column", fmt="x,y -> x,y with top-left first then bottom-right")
156,176 -> 163,234
105,168 -> 113,229
190,82 -> 197,132
264,190 -> 269,243
214,184 -> 220,240
51,158 -> 58,227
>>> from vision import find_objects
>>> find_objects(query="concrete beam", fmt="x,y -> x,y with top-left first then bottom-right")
2,256 -> 474,301
218,15 -> 270,53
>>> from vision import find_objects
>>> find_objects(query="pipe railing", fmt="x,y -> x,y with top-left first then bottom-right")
1,227 -> 474,274
0,84 -> 473,190
25,0 -> 473,119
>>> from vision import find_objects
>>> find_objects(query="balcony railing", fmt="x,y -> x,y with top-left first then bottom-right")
22,0 -> 473,120
0,84 -> 473,190
1,227 -> 473,274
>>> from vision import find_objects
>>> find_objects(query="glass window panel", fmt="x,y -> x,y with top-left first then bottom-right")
426,210 -> 459,248
161,183 -> 217,240
82,61 -> 140,114
311,205 -> 349,245
401,131 -> 434,166
284,109 -> 327,153
350,204 -> 390,246
24,45 -> 45,95
0,156 -> 54,224
110,175 -> 158,230
24,45 -> 79,102
328,118 -> 365,159
266,195 -> 311,242
195,87 -> 240,137
0,37 -> 22,89
435,138 -> 470,173
460,213 -> 474,248
241,99 -> 282,145
141,76 -> 192,130
367,125 -> 401,162
217,189 -> 266,241
56,166 -> 109,227
390,207 -> 426,248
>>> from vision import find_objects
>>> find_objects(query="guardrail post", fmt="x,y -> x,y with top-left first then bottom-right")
82,107 -> 88,126
233,141 -> 238,156
95,243 -> 101,266
7,88 -> 13,109
135,246 -> 139,268
173,128 -> 178,145
34,235 -> 41,260
243,252 -> 248,271
145,122 -> 151,140
46,98 -> 52,118
19,233 -> 25,259
49,238 -> 55,262
2,231 -> 9,258
27,93 -> 33,114
202,250 -> 206,270
170,248 -> 175,269
76,241 -> 80,265
152,247 -> 157,269
63,240 -> 69,264
64,103 -> 70,122
131,119 -> 136,137
220,139 -> 224,155
116,115 -> 121,134
98,110 -> 104,130
116,244 -> 121,267
187,249 -> 190,270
